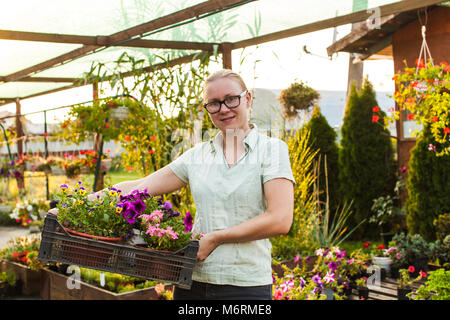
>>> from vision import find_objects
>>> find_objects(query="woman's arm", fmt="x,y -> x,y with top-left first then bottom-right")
111,165 -> 187,196
197,177 -> 294,260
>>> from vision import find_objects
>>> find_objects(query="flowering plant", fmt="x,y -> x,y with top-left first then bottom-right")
0,235 -> 43,270
372,243 -> 386,257
9,199 -> 49,226
0,159 -> 14,178
355,277 -> 368,288
272,270 -> 328,300
54,182 -> 136,239
397,266 -> 426,289
386,60 -> 450,156
30,155 -> 61,173
136,198 -> 202,251
62,151 -> 108,178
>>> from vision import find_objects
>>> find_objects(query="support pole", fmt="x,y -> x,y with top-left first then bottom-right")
221,42 -> 233,70
44,110 -> 50,200
15,98 -> 25,191
92,83 -> 104,192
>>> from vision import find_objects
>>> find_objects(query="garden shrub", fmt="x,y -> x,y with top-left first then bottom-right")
405,126 -> 450,241
271,128 -> 319,260
338,79 -> 396,239
304,105 -> 340,216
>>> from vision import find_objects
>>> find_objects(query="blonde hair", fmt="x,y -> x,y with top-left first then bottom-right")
203,69 -> 247,100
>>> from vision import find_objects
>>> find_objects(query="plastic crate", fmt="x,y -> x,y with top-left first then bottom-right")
37,213 -> 199,289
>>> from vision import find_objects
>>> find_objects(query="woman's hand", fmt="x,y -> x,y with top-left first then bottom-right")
197,231 -> 222,261
48,208 -> 59,215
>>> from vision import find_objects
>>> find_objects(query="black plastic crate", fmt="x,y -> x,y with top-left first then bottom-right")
38,213 -> 199,289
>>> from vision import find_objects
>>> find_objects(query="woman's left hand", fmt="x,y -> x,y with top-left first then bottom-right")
197,231 -> 222,261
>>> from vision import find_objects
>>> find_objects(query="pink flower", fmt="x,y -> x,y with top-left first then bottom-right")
280,280 -> 294,293
396,253 -> 402,260
294,253 -> 301,263
155,283 -> 165,296
273,288 -> 284,300
323,271 -> 335,284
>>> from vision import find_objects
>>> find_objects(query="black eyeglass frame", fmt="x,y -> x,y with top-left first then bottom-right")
203,90 -> 248,114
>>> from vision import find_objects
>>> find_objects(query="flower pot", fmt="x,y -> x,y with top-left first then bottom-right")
323,288 -> 334,300
357,287 -> 369,300
372,256 -> 392,273
64,227 -> 122,243
397,287 -> 412,300
390,266 -> 400,279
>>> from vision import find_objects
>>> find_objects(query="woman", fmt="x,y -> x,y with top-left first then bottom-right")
52,69 -> 295,300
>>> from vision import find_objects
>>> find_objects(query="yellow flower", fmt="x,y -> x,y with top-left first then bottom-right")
78,187 -> 87,196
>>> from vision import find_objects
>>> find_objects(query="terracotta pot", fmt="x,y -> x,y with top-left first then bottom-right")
64,228 -> 122,243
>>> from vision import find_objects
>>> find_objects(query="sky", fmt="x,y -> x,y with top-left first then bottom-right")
0,24 -> 395,125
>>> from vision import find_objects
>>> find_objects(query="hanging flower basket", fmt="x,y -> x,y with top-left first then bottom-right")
383,25 -> 450,156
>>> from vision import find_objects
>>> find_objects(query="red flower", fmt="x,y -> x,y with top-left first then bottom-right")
444,127 -> 450,134
124,136 -> 132,142
406,97 -> 414,104
407,114 -> 415,121
105,122 -> 109,129
376,244 -> 385,250
148,149 -> 154,155
372,106 -> 380,112
419,270 -> 427,277
372,115 -> 380,123
432,116 -> 439,123
408,266 -> 415,273
43,132 -> 48,137
415,58 -> 425,69
150,136 -> 156,142
363,241 -> 371,248
108,101 -> 115,106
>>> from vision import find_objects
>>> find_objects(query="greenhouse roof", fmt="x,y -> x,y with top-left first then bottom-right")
0,0 -> 446,106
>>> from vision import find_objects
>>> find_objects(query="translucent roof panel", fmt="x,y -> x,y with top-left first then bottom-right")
33,47 -> 199,79
0,82 -> 72,99
143,0 -> 402,43
0,40 -> 81,76
0,0 -> 205,36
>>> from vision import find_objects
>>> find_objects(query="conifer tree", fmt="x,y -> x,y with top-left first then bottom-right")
339,79 -> 396,239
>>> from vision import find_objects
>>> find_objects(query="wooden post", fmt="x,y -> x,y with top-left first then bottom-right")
221,42 -> 233,70
346,0 -> 367,96
92,83 -> 104,191
15,98 -> 25,191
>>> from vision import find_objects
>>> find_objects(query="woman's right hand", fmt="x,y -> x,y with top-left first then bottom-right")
48,208 -> 59,215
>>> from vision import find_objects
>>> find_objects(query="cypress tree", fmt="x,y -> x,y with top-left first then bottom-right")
339,79 -> 396,239
305,105 -> 340,215
405,125 -> 450,241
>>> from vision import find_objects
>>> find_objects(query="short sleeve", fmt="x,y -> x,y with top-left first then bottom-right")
261,139 -> 296,186
168,147 -> 195,184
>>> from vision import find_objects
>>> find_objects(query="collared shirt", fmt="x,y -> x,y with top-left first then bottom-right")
168,123 -> 296,286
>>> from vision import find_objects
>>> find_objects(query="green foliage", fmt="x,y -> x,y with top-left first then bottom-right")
278,81 -> 320,119
434,213 -> 450,241
270,128 -> 319,260
429,235 -> 450,268
310,200 -> 364,249
0,270 -> 16,287
389,61 -> 450,156
54,182 -> 149,239
304,105 -> 340,215
338,79 -> 396,239
413,268 -> 450,300
404,125 -> 450,241
392,233 -> 432,264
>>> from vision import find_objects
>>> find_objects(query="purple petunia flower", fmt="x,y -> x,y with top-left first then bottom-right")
163,201 -> 172,210
312,274 -> 322,284
131,198 -> 146,215
184,211 -> 193,233
328,261 -> 338,271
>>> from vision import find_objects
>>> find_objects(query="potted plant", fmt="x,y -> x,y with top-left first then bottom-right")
54,182 -> 142,241
9,199 -> 49,227
370,243 -> 392,279
385,246 -> 406,279
392,233 -> 431,277
429,235 -> 450,271
0,270 -> 17,298
0,235 -> 43,295
397,266 -> 426,300
412,268 -> 450,300
369,180 -> 406,246
278,81 -> 320,119
388,60 -> 450,157
355,277 -> 369,300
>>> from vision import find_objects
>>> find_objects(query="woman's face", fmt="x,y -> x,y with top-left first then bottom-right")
204,77 -> 251,133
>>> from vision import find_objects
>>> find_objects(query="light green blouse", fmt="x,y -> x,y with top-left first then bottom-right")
168,123 -> 295,286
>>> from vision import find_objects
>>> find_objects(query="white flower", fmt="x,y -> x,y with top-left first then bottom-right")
324,271 -> 335,284
26,205 -> 33,212
315,248 -> 325,256
326,251 -> 334,259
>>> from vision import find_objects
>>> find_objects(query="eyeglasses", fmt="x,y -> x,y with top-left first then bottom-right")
203,90 -> 247,114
